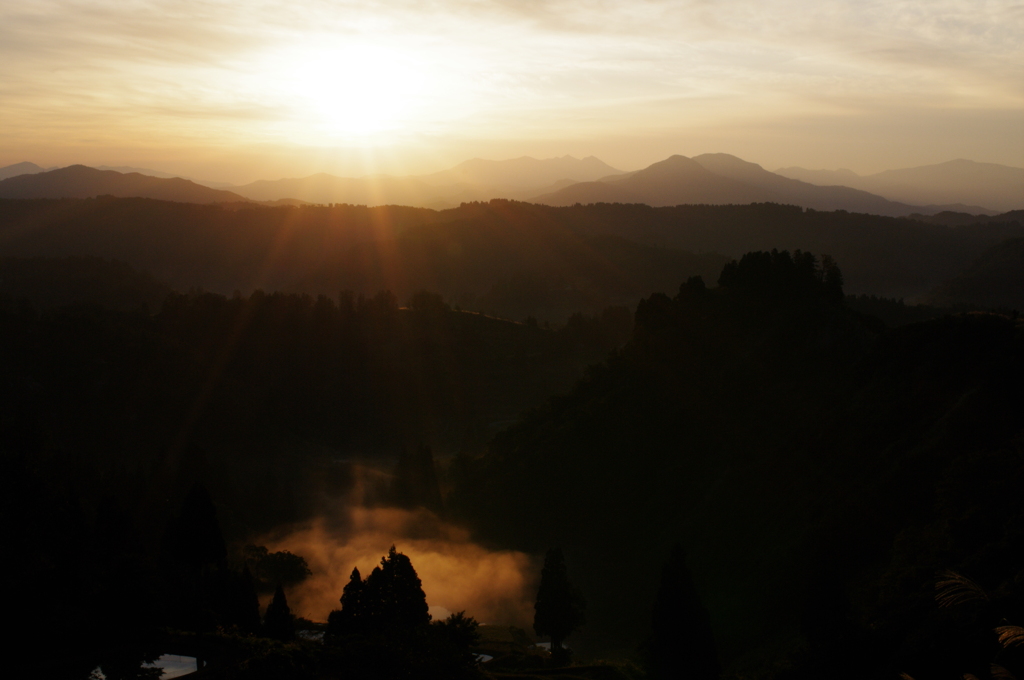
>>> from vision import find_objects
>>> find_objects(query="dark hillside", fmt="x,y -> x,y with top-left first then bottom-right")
0,256 -> 171,311
3,197 -> 1022,315
929,237 -> 1024,311
456,201 -> 1024,301
0,288 -> 633,537
0,198 -> 727,322
448,252 -> 1024,676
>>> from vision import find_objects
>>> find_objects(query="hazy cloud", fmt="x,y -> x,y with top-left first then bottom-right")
1,0 -> 1021,176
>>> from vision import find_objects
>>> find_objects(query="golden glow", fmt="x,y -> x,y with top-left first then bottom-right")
266,43 -> 434,140
1,1 -> 1021,181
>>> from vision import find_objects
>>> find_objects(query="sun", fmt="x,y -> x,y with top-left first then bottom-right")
274,43 -> 433,139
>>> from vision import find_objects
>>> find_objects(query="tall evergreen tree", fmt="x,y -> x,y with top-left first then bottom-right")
165,483 -> 227,571
647,544 -> 720,680
362,545 -> 431,633
233,566 -> 262,635
264,583 -> 295,641
160,483 -> 228,631
329,566 -> 367,635
533,548 -> 586,656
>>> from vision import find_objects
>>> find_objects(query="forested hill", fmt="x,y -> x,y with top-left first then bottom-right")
448,251 -> 1024,677
1,198 -> 1021,319
0,287 -> 635,533
0,198 -> 726,323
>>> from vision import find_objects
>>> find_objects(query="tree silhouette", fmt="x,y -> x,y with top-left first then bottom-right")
160,483 -> 228,631
169,483 -> 227,570
328,566 -> 367,636
533,548 -> 586,658
233,566 -> 262,635
264,583 -> 295,641
362,545 -> 431,633
647,544 -> 720,680
243,544 -> 312,593
331,546 -> 430,639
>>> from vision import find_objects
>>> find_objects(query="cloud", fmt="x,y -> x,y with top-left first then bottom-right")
1,0 -> 1020,173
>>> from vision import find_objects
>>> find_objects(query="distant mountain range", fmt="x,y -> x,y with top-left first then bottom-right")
1,154 -> 1019,215
93,165 -> 237,189
775,159 -> 1024,213
0,165 -> 251,204
532,154 -> 1004,216
0,161 -> 56,181
228,155 -> 625,207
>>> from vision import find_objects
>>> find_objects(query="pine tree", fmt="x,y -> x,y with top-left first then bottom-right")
361,546 -> 431,634
264,583 -> 295,641
647,544 -> 720,680
176,483 -> 227,569
235,566 -> 262,634
160,483 -> 228,631
332,566 -> 366,635
533,548 -> 586,656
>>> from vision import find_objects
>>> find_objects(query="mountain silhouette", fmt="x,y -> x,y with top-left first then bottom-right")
230,155 -> 625,207
531,153 -> 956,216
690,153 -> 942,214
417,155 -> 624,188
232,173 -> 464,207
0,161 -> 53,181
0,165 -> 251,203
94,165 -> 237,189
776,159 -> 1023,213
533,155 -> 758,205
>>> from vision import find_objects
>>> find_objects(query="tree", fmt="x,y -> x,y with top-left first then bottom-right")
647,544 -> 719,680
168,483 -> 227,571
332,546 -> 431,638
264,583 -> 295,641
533,548 -> 586,658
328,567 -> 367,637
160,483 -> 228,632
362,545 -> 431,633
243,544 -> 312,593
234,566 -> 263,635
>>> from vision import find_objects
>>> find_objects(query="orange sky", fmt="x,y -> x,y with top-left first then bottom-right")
2,1 -> 1022,183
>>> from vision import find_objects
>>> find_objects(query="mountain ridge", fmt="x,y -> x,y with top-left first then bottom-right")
775,158 -> 1023,212
0,165 -> 252,204
3,154 -> 1017,216
531,153 -> 944,216
229,155 -> 626,206
0,161 -> 54,181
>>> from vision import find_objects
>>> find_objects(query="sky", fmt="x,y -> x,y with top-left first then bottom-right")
2,0 -> 1022,183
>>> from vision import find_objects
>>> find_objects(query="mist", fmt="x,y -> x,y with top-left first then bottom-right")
261,505 -> 538,627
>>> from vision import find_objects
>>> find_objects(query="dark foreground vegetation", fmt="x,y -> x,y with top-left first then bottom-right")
449,250 -> 1024,678
2,195 -> 1023,679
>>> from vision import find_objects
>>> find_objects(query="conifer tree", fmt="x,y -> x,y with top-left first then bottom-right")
363,545 -> 431,633
264,583 -> 295,641
533,548 -> 586,656
647,544 -> 720,680
178,483 -> 227,569
333,566 -> 366,634
236,566 -> 262,634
